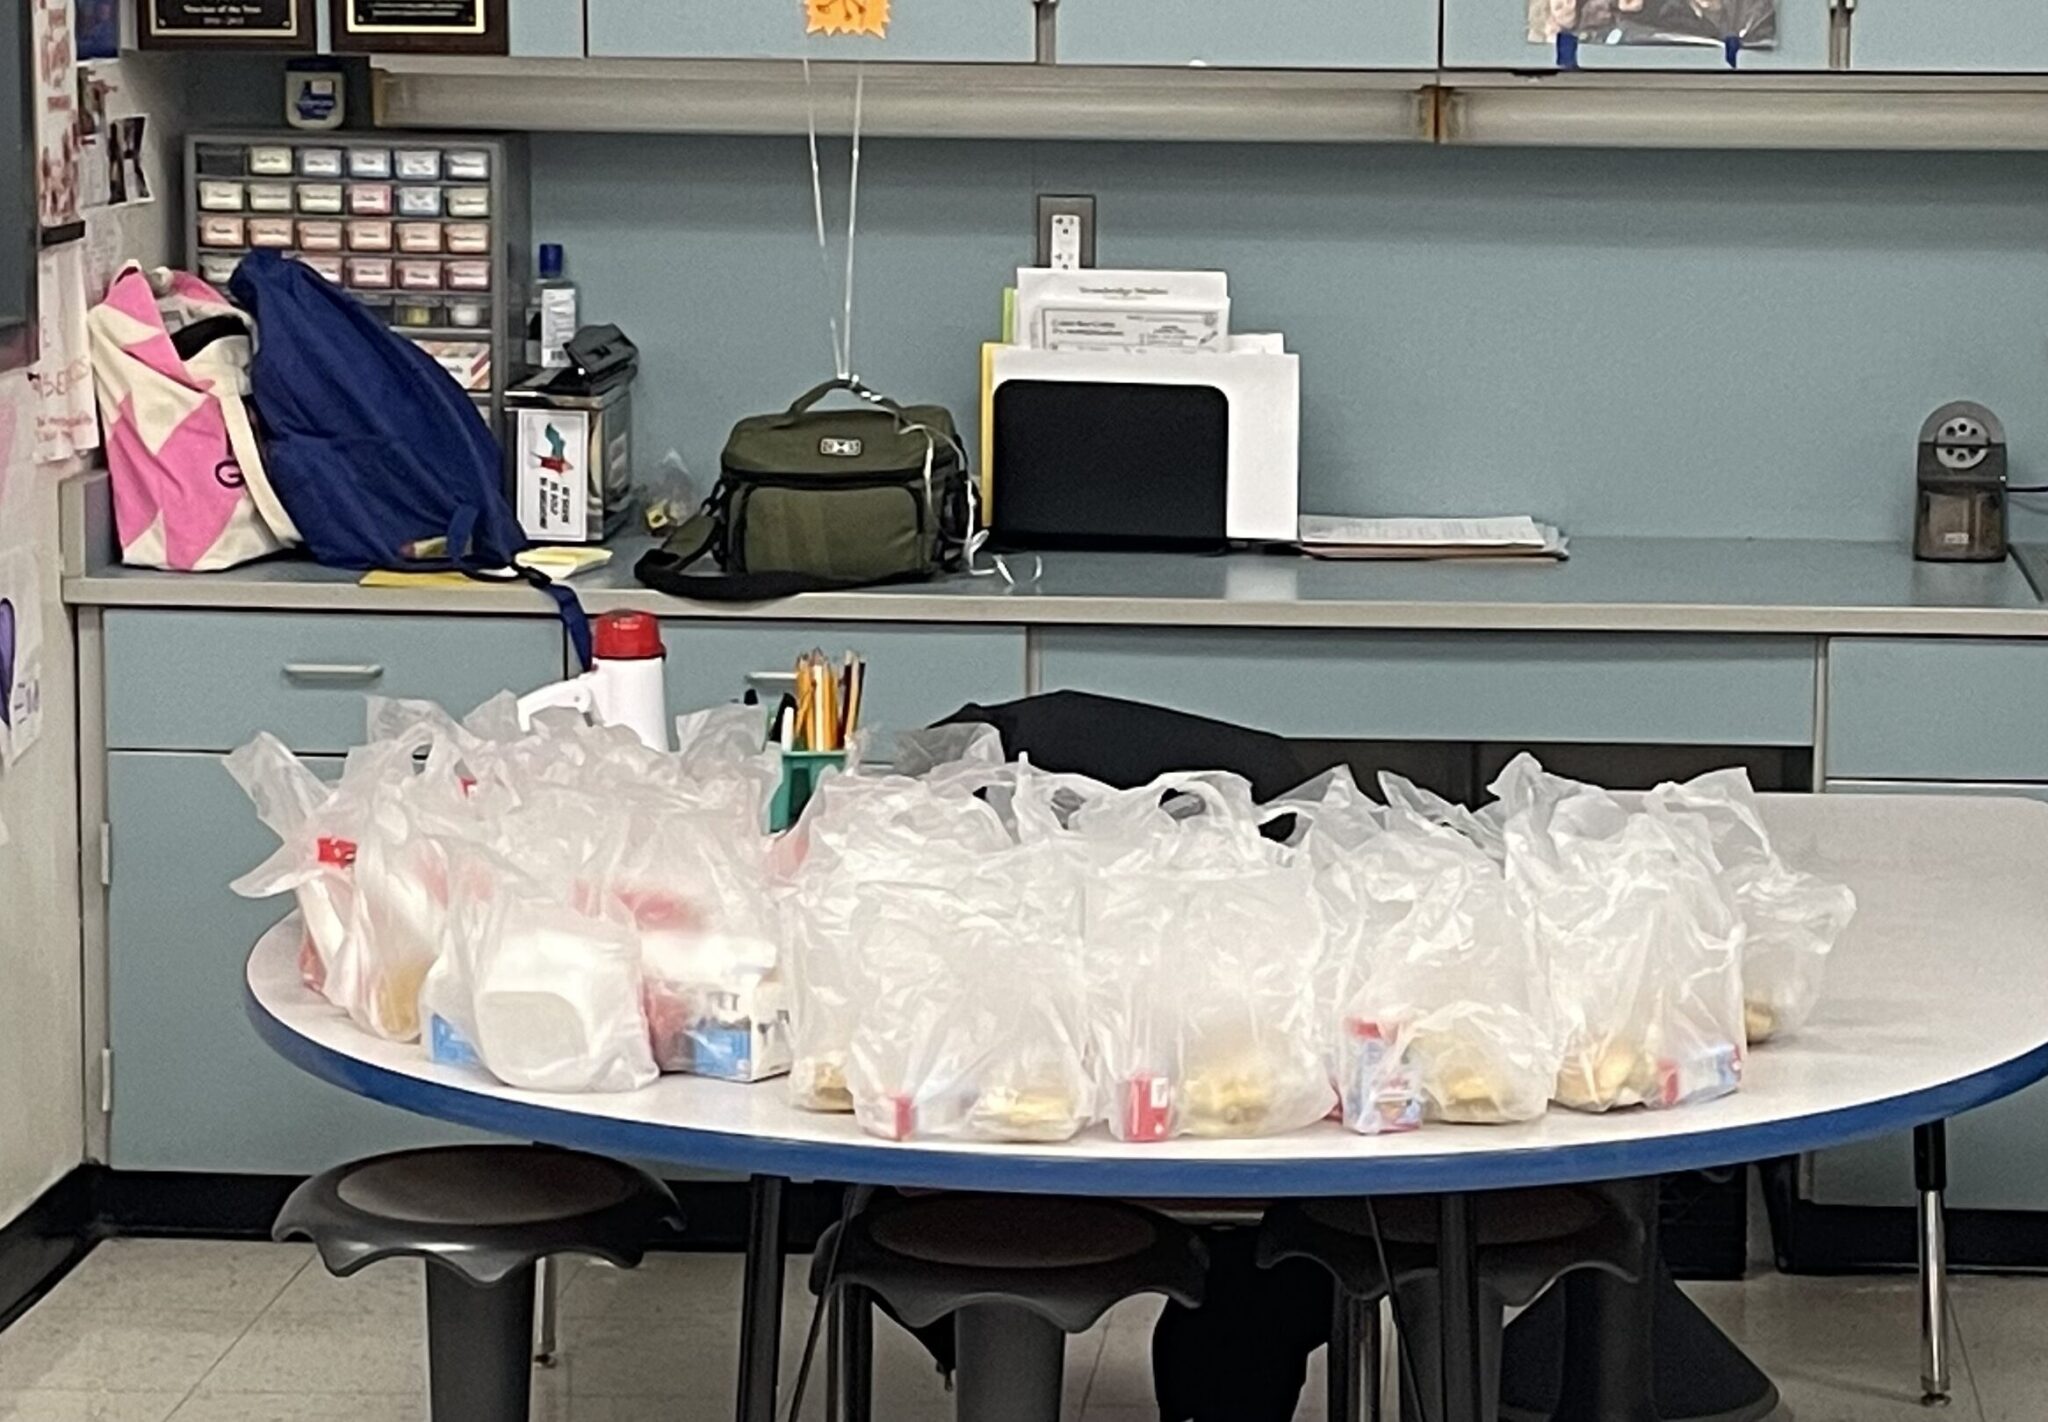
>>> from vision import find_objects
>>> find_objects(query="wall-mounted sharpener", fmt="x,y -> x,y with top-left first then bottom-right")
1914,401 -> 2008,562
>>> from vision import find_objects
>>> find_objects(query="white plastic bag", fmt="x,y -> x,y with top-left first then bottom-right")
1059,772 -> 1334,1140
1645,769 -> 1855,1043
1334,807 -> 1556,1132
1497,755 -> 1747,1112
225,732 -> 361,995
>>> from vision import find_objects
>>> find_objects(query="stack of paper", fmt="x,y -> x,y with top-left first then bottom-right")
1297,515 -> 1569,562
1014,267 -> 1230,355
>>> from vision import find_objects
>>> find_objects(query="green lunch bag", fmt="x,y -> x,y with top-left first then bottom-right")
635,378 -> 972,602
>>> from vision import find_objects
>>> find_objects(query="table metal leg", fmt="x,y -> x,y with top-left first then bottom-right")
1916,1123 -> 1952,1407
1328,1288 -> 1379,1422
1438,1192 -> 1485,1422
533,1255 -> 560,1368
737,1174 -> 788,1422
827,1283 -> 874,1422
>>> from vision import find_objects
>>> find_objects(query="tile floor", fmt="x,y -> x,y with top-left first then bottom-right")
0,1237 -> 2024,1420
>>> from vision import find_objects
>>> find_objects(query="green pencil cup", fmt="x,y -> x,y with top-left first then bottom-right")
771,749 -> 848,832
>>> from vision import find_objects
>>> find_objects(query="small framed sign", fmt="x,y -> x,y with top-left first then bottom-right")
142,0 -> 315,49
328,0 -> 506,53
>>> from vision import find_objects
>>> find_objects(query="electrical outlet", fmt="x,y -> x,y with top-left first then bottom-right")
1035,194 -> 1096,270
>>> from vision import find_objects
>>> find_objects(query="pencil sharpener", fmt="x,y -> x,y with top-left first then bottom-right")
1914,401 -> 2008,563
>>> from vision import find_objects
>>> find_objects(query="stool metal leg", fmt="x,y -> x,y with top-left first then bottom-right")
426,1261 -> 535,1422
1379,1296 -> 1401,1422
737,1174 -> 788,1422
1916,1123 -> 1952,1407
534,1255 -> 560,1367
827,1284 -> 874,1422
1437,1193 -> 1485,1422
954,1302 -> 1065,1422
1328,1289 -> 1381,1422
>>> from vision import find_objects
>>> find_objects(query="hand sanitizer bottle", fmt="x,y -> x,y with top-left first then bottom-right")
524,243 -> 579,370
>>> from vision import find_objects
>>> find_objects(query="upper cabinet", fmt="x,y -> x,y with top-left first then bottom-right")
1848,1 -> 2048,73
1442,0 -> 1833,71
508,0 -> 584,56
1055,0 -> 1437,69
586,0 -> 1036,60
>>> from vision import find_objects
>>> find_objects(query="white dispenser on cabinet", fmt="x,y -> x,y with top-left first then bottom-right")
516,610 -> 669,752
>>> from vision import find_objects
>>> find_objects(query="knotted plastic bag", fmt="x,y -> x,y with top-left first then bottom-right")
1497,755 -> 1747,1111
1645,769 -> 1855,1043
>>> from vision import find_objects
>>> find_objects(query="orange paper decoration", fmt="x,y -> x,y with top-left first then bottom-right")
805,0 -> 889,37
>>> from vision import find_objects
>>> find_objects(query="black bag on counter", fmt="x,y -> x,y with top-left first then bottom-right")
635,378 -> 971,602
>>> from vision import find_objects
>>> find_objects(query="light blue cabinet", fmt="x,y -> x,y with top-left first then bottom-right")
106,752 -> 489,1173
661,620 -> 1027,749
1810,780 -> 2048,1210
1038,629 -> 1817,746
1056,0 -> 1436,68
1826,638 -> 2048,783
587,0 -> 1035,61
510,0 -> 585,56
1442,0 -> 1832,71
1849,0 -> 2048,73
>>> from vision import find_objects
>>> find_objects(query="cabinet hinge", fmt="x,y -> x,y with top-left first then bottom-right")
99,1048 -> 113,1115
1828,0 -> 1856,69
98,823 -> 111,887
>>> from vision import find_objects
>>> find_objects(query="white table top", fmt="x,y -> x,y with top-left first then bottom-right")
247,793 -> 2048,1197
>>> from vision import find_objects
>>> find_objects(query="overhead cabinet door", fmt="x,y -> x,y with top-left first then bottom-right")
1055,0 -> 1438,68
1848,0 -> 2048,73
587,0 -> 1036,60
1442,0 -> 1833,71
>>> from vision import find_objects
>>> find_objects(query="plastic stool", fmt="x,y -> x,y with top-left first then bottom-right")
812,1193 -> 1208,1422
275,1145 -> 680,1422
1259,1187 -> 1642,1422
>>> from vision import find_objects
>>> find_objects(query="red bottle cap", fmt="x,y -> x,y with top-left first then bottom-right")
592,610 -> 664,661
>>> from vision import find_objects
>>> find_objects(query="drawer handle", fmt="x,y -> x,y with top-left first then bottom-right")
283,662 -> 386,684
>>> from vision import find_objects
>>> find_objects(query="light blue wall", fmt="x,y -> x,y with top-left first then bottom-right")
530,135 -> 2048,541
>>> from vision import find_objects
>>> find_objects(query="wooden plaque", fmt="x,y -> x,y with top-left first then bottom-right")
328,0 -> 507,54
142,0 -> 315,50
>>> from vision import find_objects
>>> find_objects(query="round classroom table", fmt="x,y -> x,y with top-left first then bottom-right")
248,792 -> 2048,1422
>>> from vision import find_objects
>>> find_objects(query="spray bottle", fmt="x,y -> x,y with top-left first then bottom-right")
515,610 -> 669,752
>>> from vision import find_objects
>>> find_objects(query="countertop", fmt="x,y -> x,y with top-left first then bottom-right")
61,529 -> 2048,638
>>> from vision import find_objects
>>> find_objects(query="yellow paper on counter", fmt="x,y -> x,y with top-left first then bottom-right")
359,547 -> 613,589
806,0 -> 889,37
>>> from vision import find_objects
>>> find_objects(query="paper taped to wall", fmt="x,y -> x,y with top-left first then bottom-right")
0,546 -> 47,766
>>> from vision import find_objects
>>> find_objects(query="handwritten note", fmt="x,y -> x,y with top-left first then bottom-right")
805,0 -> 889,38
33,242 -> 99,463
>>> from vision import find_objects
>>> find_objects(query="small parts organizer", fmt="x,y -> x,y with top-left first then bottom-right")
185,132 -> 532,440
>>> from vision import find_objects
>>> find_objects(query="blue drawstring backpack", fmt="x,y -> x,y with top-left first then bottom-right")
228,251 -> 590,667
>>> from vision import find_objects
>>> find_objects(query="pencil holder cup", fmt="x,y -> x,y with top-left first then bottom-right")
771,750 -> 848,832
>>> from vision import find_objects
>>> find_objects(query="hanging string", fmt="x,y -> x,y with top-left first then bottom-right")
801,57 -> 866,381
800,55 -> 847,379
841,64 -> 865,383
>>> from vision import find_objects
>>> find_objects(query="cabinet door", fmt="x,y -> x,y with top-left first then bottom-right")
587,0 -> 1035,61
509,0 -> 585,56
107,752 -> 490,1174
1808,781 -> 2048,1211
1442,0 -> 1833,71
1056,0 -> 1436,68
1850,1 -> 2048,73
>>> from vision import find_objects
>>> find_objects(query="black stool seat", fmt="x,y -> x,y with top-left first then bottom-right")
815,1194 -> 1207,1422
276,1145 -> 680,1421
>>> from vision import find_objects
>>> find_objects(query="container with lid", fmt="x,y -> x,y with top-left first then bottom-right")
298,147 -> 345,177
447,298 -> 488,328
198,253 -> 241,284
297,220 -> 344,252
348,183 -> 394,215
198,215 -> 246,248
194,143 -> 247,178
394,149 -> 443,180
444,260 -> 490,291
247,217 -> 295,248
445,149 -> 491,181
348,148 -> 392,178
248,145 -> 295,176
442,222 -> 490,255
396,222 -> 442,254
397,259 -> 442,291
346,218 -> 393,251
445,187 -> 490,218
397,186 -> 442,218
197,180 -> 244,211
303,255 -> 346,283
297,183 -> 344,214
346,257 -> 393,288
394,298 -> 442,327
246,182 -> 293,212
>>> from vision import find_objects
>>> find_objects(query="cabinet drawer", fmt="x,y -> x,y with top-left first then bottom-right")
1826,638 -> 2048,782
1058,0 -> 1436,68
106,610 -> 565,754
1039,629 -> 1817,745
662,621 -> 1026,748
1850,1 -> 2048,74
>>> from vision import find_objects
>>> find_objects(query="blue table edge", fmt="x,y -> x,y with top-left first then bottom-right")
247,981 -> 2048,1197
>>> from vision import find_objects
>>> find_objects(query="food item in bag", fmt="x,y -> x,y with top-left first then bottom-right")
1497,756 -> 1746,1112
1645,769 -> 1855,1043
